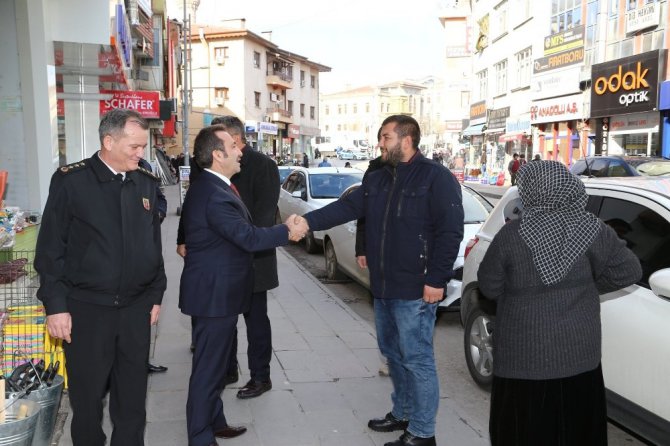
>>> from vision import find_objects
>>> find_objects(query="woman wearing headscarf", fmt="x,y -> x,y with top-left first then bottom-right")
478,161 -> 642,446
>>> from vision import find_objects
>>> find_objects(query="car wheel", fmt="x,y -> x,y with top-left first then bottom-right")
304,231 -> 321,254
324,239 -> 346,280
464,306 -> 494,389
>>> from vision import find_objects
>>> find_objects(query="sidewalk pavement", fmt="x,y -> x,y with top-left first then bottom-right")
56,184 -> 489,446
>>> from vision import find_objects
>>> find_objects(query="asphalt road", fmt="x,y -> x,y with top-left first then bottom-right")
285,156 -> 650,445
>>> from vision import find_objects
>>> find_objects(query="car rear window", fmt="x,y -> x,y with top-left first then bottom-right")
310,173 -> 363,198
463,188 -> 492,224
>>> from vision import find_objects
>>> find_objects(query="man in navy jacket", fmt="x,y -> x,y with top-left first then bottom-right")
302,115 -> 464,446
179,125 -> 306,446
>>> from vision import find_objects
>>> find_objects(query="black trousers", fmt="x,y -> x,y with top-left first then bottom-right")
63,298 -> 152,446
489,364 -> 607,446
226,290 -> 272,381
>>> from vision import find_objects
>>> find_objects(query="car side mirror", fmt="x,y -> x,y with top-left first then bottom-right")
291,190 -> 303,199
649,268 -> 670,300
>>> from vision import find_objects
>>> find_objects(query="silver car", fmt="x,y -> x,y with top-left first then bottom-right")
277,167 -> 364,253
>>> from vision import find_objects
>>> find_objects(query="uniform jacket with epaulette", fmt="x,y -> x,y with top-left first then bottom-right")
34,153 -> 167,315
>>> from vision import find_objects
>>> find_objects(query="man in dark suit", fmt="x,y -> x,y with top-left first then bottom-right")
179,125 -> 306,446
210,116 -> 280,399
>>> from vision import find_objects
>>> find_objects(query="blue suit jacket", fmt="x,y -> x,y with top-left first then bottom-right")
178,170 -> 288,317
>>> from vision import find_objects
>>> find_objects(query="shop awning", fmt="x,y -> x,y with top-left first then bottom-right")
462,123 -> 486,136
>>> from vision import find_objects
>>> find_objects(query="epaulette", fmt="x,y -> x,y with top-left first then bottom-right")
58,161 -> 88,175
137,166 -> 159,180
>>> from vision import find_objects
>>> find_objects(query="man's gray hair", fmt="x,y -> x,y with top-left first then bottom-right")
210,115 -> 246,144
99,109 -> 149,145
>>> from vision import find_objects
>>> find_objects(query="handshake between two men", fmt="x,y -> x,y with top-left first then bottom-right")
284,214 -> 310,242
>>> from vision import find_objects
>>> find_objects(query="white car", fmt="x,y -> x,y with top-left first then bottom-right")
314,183 -> 494,310
460,177 -> 670,444
277,167 -> 363,253
337,149 -> 367,160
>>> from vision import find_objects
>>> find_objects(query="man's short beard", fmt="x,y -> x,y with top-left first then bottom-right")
382,143 -> 403,166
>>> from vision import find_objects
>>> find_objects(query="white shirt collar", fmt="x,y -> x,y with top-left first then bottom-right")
204,168 -> 231,186
97,152 -> 124,179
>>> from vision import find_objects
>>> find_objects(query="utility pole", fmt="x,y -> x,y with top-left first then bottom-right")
182,0 -> 190,167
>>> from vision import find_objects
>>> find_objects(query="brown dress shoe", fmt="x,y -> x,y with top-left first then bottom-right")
236,379 -> 272,399
214,425 -> 247,439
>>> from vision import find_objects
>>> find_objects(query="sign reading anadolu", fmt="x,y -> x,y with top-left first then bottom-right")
100,91 -> 160,118
529,93 -> 583,124
590,49 -> 665,118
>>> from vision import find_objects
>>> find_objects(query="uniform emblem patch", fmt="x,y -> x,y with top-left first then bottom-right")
143,198 -> 150,210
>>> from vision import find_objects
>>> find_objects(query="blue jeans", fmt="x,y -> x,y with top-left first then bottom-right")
374,298 -> 439,438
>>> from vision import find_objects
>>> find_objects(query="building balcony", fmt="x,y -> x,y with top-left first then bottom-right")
266,70 -> 293,89
266,107 -> 293,124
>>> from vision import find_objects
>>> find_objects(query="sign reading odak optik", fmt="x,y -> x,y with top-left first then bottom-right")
590,49 -> 666,118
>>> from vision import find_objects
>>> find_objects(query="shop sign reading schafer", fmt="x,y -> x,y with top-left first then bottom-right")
100,91 -> 160,119
590,50 -> 665,118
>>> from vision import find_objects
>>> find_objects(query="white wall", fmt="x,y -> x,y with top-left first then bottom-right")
0,0 -> 28,208
48,0 -> 114,45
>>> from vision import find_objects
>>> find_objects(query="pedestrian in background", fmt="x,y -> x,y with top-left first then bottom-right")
211,115 -> 280,400
318,156 -> 332,167
478,161 -> 642,446
302,152 -> 309,168
138,157 -> 169,375
300,115 -> 464,446
507,153 -> 520,185
178,125 -> 306,446
35,109 -> 167,446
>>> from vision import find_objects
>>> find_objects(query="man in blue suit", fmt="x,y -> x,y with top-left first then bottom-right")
179,125 -> 307,446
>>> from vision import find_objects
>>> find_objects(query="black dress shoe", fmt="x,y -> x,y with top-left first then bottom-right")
236,379 -> 272,399
147,363 -> 168,373
368,412 -> 409,432
214,424 -> 247,439
224,371 -> 239,385
384,432 -> 436,446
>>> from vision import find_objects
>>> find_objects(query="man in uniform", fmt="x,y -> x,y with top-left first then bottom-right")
34,108 -> 167,446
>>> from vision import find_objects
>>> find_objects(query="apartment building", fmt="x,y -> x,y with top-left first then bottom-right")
438,3 -> 473,155
467,0 -> 537,176
319,80 -> 452,152
187,23 -> 330,158
467,0 -> 670,178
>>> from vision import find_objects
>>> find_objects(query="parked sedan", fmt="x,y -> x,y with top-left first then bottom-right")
570,155 -> 670,177
337,149 -> 367,160
460,177 -> 670,444
277,167 -> 363,253
314,184 -> 493,310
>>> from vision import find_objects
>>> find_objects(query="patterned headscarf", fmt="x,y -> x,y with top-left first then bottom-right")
516,160 -> 601,285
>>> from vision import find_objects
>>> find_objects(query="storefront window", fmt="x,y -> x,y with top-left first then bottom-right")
610,133 -> 660,156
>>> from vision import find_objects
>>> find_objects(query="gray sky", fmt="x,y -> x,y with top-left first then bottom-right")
195,0 -> 447,93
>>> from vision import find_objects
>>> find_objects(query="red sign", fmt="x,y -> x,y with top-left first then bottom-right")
288,124 -> 300,137
100,90 -> 160,118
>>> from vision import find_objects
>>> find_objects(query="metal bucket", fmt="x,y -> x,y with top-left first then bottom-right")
8,375 -> 64,446
0,399 -> 41,446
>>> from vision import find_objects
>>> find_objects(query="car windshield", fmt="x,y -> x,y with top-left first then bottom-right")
463,187 -> 493,224
634,161 -> 670,177
279,168 -> 293,184
309,172 -> 363,198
